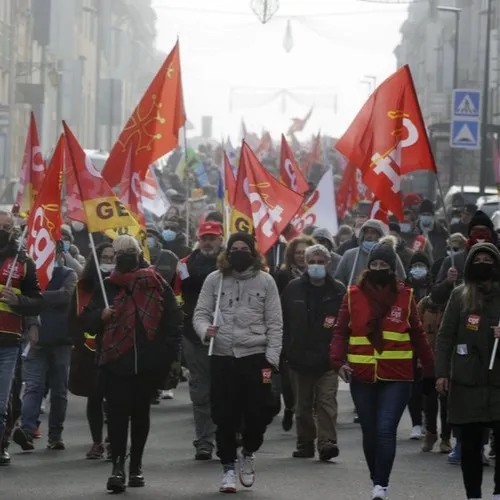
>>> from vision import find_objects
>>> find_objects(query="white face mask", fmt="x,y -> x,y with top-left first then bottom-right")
100,263 -> 115,274
71,221 -> 85,232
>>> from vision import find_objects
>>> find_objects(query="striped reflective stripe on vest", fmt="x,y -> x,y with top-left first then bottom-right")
347,331 -> 413,364
0,284 -> 22,315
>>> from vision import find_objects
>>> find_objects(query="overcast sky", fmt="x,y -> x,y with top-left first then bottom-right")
153,0 -> 409,142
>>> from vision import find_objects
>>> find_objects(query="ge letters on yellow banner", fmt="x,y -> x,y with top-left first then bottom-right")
229,208 -> 253,235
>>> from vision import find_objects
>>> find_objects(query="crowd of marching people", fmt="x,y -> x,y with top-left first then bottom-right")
3,188 -> 500,500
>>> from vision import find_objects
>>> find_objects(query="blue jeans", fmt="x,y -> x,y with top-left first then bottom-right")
0,346 -> 20,442
21,345 -> 71,440
351,380 -> 412,488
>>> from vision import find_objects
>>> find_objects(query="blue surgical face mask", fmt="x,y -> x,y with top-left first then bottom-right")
362,240 -> 377,252
419,215 -> 434,228
62,241 -> 71,252
162,229 -> 176,242
451,217 -> 460,226
147,236 -> 156,249
400,222 -> 412,234
410,266 -> 428,280
307,264 -> 326,280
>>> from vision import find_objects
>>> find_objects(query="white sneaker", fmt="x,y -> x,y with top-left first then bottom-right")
409,425 -> 422,440
219,469 -> 237,493
238,450 -> 255,488
372,485 -> 388,499
161,390 -> 174,400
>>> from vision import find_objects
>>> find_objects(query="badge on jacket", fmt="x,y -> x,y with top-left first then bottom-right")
389,306 -> 402,323
262,368 -> 272,384
323,316 -> 336,328
466,314 -> 480,331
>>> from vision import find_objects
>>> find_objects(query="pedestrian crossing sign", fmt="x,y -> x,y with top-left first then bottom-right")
453,90 -> 481,119
451,120 -> 480,150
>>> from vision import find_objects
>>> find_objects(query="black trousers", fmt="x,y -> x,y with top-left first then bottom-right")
100,369 -> 156,468
210,354 -> 275,464
86,391 -> 106,445
422,378 -> 451,439
459,422 -> 500,499
407,379 -> 423,427
3,356 -> 22,448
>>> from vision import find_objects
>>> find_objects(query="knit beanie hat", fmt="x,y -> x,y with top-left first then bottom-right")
410,251 -> 430,269
418,199 -> 435,215
468,210 -> 494,235
227,232 -> 256,256
367,236 -> 397,272
388,222 -> 401,234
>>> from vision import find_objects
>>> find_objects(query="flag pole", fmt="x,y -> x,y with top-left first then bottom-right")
88,232 -> 109,309
182,126 -> 191,247
6,225 -> 29,287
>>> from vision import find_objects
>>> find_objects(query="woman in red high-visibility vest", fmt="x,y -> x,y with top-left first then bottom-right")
330,237 -> 434,500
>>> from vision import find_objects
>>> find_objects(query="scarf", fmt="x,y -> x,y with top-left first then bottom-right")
361,281 -> 397,353
100,267 -> 165,365
290,265 -> 304,279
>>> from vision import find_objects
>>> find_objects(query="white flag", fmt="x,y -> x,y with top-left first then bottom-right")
142,168 -> 171,217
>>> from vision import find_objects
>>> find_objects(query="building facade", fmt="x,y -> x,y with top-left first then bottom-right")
394,0 -> 500,190
0,0 -> 159,194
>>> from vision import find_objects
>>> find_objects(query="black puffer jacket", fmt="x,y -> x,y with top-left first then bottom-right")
282,274 -> 346,374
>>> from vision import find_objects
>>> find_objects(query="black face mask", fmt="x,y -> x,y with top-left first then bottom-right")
116,254 -> 138,274
367,269 -> 393,287
469,262 -> 494,282
228,251 -> 254,272
0,229 -> 10,249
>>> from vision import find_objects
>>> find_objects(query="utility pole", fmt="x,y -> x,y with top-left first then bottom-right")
479,0 -> 493,194
94,0 -> 102,149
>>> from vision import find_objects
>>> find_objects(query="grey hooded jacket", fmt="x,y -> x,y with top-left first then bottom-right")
334,219 -> 407,285
311,227 -> 342,276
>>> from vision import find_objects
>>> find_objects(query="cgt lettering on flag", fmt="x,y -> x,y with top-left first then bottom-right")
28,204 -> 59,278
370,110 -> 419,195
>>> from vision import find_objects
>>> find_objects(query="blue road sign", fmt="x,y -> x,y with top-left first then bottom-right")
450,120 -> 480,150
452,89 -> 481,119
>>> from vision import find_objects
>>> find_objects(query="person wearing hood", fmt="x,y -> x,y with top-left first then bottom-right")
282,244 -> 346,461
417,200 -> 448,261
69,242 -> 115,460
193,232 -> 282,494
330,238 -> 434,500
389,222 -> 413,271
450,204 -> 477,237
334,220 -> 406,287
431,210 -> 497,307
146,226 -> 178,287
337,211 -> 367,255
312,228 -> 342,276
435,242 -> 500,500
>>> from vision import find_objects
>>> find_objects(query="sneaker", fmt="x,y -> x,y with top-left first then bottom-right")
161,390 -> 174,400
422,432 -> 437,452
448,445 -> 461,465
439,439 -> 452,454
219,469 -> 237,493
319,443 -> 339,462
0,447 -> 11,466
195,448 -> 212,461
86,443 -> 104,460
489,447 -> 496,460
410,425 -> 422,440
128,467 -> 145,488
292,447 -> 315,458
282,409 -> 294,432
40,398 -> 47,414
482,448 -> 490,466
47,439 -> 65,450
33,424 -> 41,439
238,450 -> 255,488
372,485 -> 388,500
13,428 -> 35,451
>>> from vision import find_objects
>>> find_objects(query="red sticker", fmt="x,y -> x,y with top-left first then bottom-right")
466,314 -> 480,331
262,368 -> 272,384
323,316 -> 336,328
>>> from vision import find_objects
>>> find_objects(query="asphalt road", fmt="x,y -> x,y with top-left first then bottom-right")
0,382 -> 482,499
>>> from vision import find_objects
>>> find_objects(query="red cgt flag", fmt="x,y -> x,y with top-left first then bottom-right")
279,134 -> 309,195
335,65 -> 436,220
26,135 -> 65,290
14,112 -> 46,216
102,40 -> 186,187
230,141 -> 303,254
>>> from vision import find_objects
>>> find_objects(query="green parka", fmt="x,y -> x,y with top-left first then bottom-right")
435,243 -> 500,425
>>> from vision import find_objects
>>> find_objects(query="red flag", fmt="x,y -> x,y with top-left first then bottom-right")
287,107 -> 313,136
231,142 -> 303,254
26,135 -> 64,290
255,131 -> 273,157
301,132 -> 321,178
224,152 -> 236,206
279,134 -> 308,195
118,145 -> 146,227
369,199 -> 389,225
336,160 -> 359,219
14,112 -> 46,215
103,40 -> 186,187
336,65 -> 436,220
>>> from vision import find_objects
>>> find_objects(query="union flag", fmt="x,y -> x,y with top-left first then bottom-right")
14,112 -> 46,216
336,65 -> 436,220
26,135 -> 64,290
103,40 -> 186,187
279,134 -> 308,195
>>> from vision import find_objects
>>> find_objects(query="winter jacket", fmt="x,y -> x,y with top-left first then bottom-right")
417,221 -> 448,261
335,219 -> 406,286
337,234 -> 358,256
417,295 -> 444,356
435,243 -> 500,425
150,246 -> 178,287
38,266 -> 77,346
282,274 -> 345,374
431,250 -> 467,306
193,267 -> 283,368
